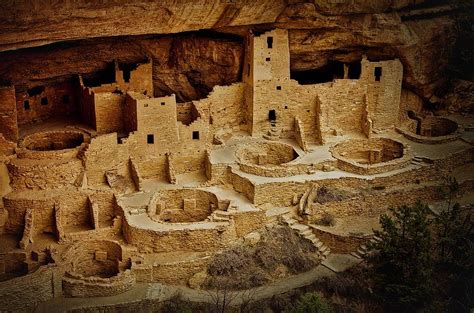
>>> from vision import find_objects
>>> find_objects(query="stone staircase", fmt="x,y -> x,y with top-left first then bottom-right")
281,214 -> 331,260
208,210 -> 232,222
263,122 -> 281,141
351,235 -> 382,259
411,156 -> 425,166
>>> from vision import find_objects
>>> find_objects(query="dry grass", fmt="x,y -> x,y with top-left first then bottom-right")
205,226 -> 319,290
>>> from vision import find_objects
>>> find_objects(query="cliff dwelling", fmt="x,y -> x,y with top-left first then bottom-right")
0,1 -> 473,312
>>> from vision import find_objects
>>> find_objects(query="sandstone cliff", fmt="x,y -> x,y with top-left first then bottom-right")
0,0 -> 472,109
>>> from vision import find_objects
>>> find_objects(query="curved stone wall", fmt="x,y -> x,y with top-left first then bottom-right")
236,141 -> 307,177
61,240 -> 135,297
331,138 -> 412,175
236,141 -> 298,165
150,189 -> 219,223
17,130 -> 90,160
62,269 -> 135,298
397,117 -> 461,144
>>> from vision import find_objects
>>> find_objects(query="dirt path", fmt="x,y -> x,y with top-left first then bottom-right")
35,254 -> 360,312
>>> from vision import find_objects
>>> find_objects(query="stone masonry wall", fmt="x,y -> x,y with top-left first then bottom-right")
0,86 -> 18,142
361,58 -> 403,131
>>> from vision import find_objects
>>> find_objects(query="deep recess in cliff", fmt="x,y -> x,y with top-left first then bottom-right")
0,0 -> 472,107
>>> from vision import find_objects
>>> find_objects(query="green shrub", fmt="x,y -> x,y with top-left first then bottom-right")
287,292 -> 334,313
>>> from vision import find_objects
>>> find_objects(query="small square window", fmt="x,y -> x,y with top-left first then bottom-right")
266,57 -> 271,62
192,131 -> 200,140
285,105 -> 288,109
161,102 -> 165,106
144,103 -> 148,107
276,86 -> 281,90
147,134 -> 154,144
41,97 -> 48,105
24,100 -> 30,110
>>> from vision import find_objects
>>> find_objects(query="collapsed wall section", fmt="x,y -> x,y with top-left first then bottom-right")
0,86 -> 18,142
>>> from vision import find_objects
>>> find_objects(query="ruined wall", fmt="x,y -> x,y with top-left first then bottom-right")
63,270 -> 135,297
398,89 -> 424,124
361,59 -> 403,131
251,29 -> 290,81
252,79 -> 320,140
133,93 -> 179,143
79,80 -> 96,129
317,80 -> 366,139
84,133 -> 129,186
0,266 -> 56,311
16,81 -> 79,125
7,158 -> 83,191
93,92 -> 125,134
115,62 -> 153,95
0,86 -> 18,142
195,83 -> 245,132
122,218 -> 235,253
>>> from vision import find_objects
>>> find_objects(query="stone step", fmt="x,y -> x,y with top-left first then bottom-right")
291,223 -> 310,232
372,235 -> 383,242
299,229 -> 313,236
210,215 -> 230,222
305,234 -> 316,240
321,248 -> 331,257
357,248 -> 366,255
351,252 -> 363,259
313,241 -> 324,249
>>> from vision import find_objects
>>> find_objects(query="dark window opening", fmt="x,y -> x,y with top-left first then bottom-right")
27,86 -> 45,97
161,102 -> 165,106
82,62 -> 116,87
266,57 -> 271,62
374,67 -> 382,81
267,36 -> 273,49
24,100 -> 30,110
276,86 -> 281,90
291,61 -> 345,85
192,131 -> 200,140
284,105 -> 288,109
112,88 -> 123,95
62,95 -> 70,104
123,69 -> 131,83
348,62 -> 362,79
247,63 -> 250,76
147,134 -> 154,144
119,62 -> 142,84
41,97 -> 48,105
144,103 -> 148,107
268,109 -> 276,121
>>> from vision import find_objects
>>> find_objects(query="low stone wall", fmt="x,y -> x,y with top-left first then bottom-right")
237,162 -> 313,178
0,265 -> 55,311
7,157 -> 83,190
396,126 -> 462,144
62,269 -> 136,298
331,138 -> 413,175
232,210 -> 266,237
122,217 -> 236,253
309,225 -> 367,254
132,255 -> 211,285
236,141 -> 296,164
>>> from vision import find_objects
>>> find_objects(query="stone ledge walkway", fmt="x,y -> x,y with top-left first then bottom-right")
35,254 -> 359,312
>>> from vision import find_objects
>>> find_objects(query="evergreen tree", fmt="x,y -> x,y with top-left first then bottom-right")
367,202 -> 433,312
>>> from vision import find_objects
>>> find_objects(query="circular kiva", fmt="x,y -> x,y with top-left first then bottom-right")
150,189 -> 220,223
331,138 -> 412,175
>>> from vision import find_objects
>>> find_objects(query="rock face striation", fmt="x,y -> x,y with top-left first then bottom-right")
0,2 -> 472,312
0,0 -> 472,106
